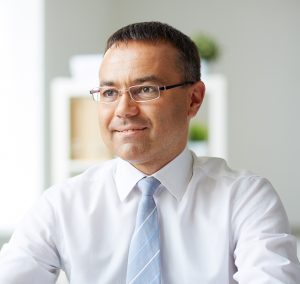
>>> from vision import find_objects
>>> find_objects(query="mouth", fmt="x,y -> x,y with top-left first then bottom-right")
115,127 -> 147,133
113,127 -> 148,137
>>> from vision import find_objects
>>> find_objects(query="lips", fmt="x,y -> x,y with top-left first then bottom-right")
111,126 -> 148,139
109,118 -> 150,134
115,127 -> 147,133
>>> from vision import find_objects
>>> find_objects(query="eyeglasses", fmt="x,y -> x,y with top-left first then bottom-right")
89,81 -> 195,103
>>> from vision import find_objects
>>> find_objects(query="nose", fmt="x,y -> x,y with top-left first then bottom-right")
115,92 -> 139,118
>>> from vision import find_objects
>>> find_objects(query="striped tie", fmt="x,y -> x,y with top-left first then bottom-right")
126,177 -> 161,284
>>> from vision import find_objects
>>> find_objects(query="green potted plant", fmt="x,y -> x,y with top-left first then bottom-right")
188,122 -> 208,156
189,122 -> 208,141
192,33 -> 220,76
192,34 -> 219,62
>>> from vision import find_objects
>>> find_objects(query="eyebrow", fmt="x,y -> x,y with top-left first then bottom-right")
132,75 -> 164,85
99,75 -> 164,87
99,80 -> 114,87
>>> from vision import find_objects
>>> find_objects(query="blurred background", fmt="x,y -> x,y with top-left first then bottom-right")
1,0 -> 299,253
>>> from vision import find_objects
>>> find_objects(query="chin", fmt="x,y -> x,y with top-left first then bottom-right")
114,144 -> 147,162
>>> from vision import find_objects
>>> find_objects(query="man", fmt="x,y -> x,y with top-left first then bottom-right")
0,21 -> 299,284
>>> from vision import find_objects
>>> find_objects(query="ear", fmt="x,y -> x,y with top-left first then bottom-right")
187,81 -> 205,119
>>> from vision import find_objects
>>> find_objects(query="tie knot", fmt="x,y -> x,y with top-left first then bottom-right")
138,177 -> 160,196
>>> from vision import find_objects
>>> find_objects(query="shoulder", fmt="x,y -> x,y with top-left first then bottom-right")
191,155 -> 280,207
193,155 -> 289,228
192,155 -> 259,184
43,158 -> 118,204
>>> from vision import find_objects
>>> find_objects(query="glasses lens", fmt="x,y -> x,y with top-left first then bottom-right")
100,87 -> 119,102
130,85 -> 159,101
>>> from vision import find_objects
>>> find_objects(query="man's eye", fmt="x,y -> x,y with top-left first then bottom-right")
102,89 -> 118,97
140,86 -> 156,93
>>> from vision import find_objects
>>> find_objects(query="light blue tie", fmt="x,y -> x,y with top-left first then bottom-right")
126,177 -> 161,284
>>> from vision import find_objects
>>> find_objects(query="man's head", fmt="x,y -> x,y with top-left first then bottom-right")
105,21 -> 201,82
97,22 -> 205,174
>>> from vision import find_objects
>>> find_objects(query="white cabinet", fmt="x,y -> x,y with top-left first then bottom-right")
205,74 -> 227,159
50,75 -> 227,184
50,78 -> 113,184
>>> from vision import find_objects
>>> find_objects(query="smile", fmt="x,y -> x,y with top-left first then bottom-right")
114,127 -> 148,138
116,127 -> 147,133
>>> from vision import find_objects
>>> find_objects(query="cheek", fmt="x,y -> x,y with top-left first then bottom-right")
154,104 -> 188,138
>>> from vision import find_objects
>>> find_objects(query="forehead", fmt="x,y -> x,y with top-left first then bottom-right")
99,41 -> 182,85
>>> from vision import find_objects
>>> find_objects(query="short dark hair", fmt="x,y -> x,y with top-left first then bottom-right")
105,21 -> 201,81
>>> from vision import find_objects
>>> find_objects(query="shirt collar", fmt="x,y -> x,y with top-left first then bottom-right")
115,147 -> 193,202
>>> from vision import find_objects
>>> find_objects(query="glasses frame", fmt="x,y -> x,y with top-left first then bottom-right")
89,81 -> 195,103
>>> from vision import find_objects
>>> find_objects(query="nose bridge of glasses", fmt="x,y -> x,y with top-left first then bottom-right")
117,87 -> 137,101
116,87 -> 136,103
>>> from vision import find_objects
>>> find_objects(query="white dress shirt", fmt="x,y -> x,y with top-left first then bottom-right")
0,148 -> 299,283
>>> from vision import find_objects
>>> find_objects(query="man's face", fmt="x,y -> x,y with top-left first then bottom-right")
98,41 -> 204,174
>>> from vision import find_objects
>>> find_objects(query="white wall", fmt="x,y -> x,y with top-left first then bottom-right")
0,0 -> 44,233
45,0 -> 300,229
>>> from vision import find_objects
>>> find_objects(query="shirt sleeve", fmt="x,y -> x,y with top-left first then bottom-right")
231,176 -> 300,283
0,192 -> 61,284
